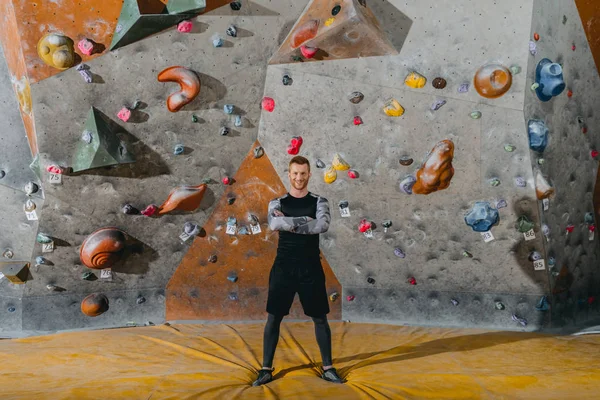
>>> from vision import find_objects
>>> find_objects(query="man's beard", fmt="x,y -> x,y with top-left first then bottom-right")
292,180 -> 307,190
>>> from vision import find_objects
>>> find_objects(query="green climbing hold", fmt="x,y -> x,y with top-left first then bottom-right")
462,250 -> 473,258
470,111 -> 482,119
504,144 -> 516,152
531,83 -> 540,91
36,233 -> 52,244
82,272 -> 94,280
516,216 -> 535,233
537,158 -> 545,165
490,178 -> 501,187
192,114 -> 199,123
509,65 -> 521,75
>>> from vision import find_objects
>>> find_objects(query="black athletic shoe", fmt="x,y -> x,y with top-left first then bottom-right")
252,369 -> 274,386
322,368 -> 343,383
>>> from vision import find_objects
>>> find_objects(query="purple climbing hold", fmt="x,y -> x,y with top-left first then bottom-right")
529,251 -> 542,262
496,199 -> 508,209
76,64 -> 93,83
512,314 -> 528,326
515,177 -> 527,187
394,248 -> 405,258
431,99 -> 446,111
399,176 -> 416,195
458,83 -> 469,93
451,299 -> 459,306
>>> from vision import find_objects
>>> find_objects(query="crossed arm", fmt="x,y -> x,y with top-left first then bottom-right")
268,196 -> 331,235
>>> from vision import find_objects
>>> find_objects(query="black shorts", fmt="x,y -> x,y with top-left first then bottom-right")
266,259 -> 330,318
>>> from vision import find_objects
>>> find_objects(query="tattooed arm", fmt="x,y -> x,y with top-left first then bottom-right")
293,196 -> 331,235
268,198 -> 312,232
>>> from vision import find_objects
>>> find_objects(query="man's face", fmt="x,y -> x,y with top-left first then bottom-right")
288,163 -> 311,191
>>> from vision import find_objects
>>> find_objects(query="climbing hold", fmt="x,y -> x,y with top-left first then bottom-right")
412,140 -> 455,195
224,104 -> 234,114
141,205 -> 158,217
383,99 -> 405,117
347,170 -> 359,179
590,150 -> 600,159
35,256 -> 47,266
431,99 -> 446,111
247,214 -> 259,225
24,182 -> 39,196
117,107 -> 132,122
516,216 -> 535,233
253,146 -> 264,158
173,144 -> 185,155
76,64 -> 93,83
227,217 -> 237,226
537,158 -> 545,165
458,83 -> 469,93
542,224 -> 550,241
451,299 -> 459,306
509,65 -> 521,75
324,166 -> 337,184
563,15 -> 568,24
220,127 -> 230,136
234,115 -> 243,127
227,272 -> 238,283
287,136 -> 303,155
394,248 -> 406,258
464,202 -> 499,232
184,222 -> 200,236
515,177 -> 527,188
316,159 -> 326,168
432,77 -> 447,89
534,58 -> 566,101
529,41 -> 537,55
367,277 -> 375,284
227,195 -> 236,206
46,284 -> 59,291
81,130 -> 93,144
332,4 -> 342,15
470,111 -> 482,119
534,170 -> 554,200
495,301 -> 505,310
533,32 -> 540,41
567,90 -> 573,98
408,277 -> 417,285
122,204 -> 139,215
262,97 -> 275,112
528,120 -> 549,152
36,233 -> 53,244
208,254 -> 217,263
158,66 -> 201,112
504,144 -> 516,152
399,157 -> 413,166
136,296 -> 146,305
496,199 -> 508,209
0,170 -> 4,179
81,271 -> 94,280
226,25 -> 238,37
512,314 -> 527,326
329,292 -> 339,302
565,225 -> 575,234
462,251 -> 473,258
474,63 -> 512,99
229,293 -> 239,301
23,199 -> 36,212
349,91 -> 364,104
191,114 -> 199,123
177,20 -> 193,33
529,251 -> 542,262
282,74 -> 293,86
405,72 -> 427,89
80,227 -> 127,270
230,1 -> 241,10
300,45 -> 319,59
572,44 -> 576,51
291,19 -> 319,48
332,153 -> 350,171
212,34 -> 224,47
358,219 -> 372,233
585,212 -> 594,224
531,83 -> 540,91
535,296 -> 549,311
222,177 -> 231,185
46,165 -> 63,174
78,38 -> 95,56
37,33 -> 75,70
338,200 -> 349,209
399,175 -> 417,194
353,116 -> 363,126
81,293 -> 109,317
2,249 -> 14,259
158,184 -> 207,215
346,295 -> 355,302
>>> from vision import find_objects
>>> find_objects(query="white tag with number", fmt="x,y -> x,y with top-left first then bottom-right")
42,242 -> 54,253
364,229 -> 374,239
226,224 -> 237,235
481,231 -> 494,242
48,173 -> 62,184
542,198 -> 549,211
179,232 -> 191,242
340,207 -> 351,218
25,210 -> 38,221
251,224 -> 262,234
524,229 -> 536,241
533,259 -> 545,270
590,230 -> 595,241
100,269 -> 112,279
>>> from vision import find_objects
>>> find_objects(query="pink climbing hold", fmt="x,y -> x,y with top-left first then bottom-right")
358,219 -> 372,233
117,107 -> 131,122
592,150 -> 599,158
346,295 -> 355,302
300,45 -> 318,59
572,44 -> 576,51
77,38 -> 95,56
348,170 -> 359,179
408,277 -> 417,285
177,20 -> 193,33
353,116 -> 363,126
222,177 -> 231,185
565,224 -> 575,234
287,136 -> 303,155
590,224 -> 596,232
141,204 -> 158,217
262,97 -> 275,112
46,165 -> 63,174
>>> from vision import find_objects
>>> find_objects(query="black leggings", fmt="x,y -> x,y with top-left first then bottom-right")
262,313 -> 332,368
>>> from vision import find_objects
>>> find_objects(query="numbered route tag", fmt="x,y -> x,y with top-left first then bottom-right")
251,224 -> 262,234
524,229 -> 536,241
48,173 -> 62,184
25,210 -> 38,221
42,242 -> 54,253
364,229 -> 374,239
542,198 -> 549,211
590,230 -> 595,241
179,232 -> 192,242
226,224 -> 237,235
100,269 -> 112,279
340,207 -> 351,218
481,231 -> 494,242
533,259 -> 546,271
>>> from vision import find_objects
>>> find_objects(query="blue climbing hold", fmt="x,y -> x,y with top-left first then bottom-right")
535,58 -> 566,102
224,104 -> 234,114
528,119 -> 549,153
464,202 -> 499,232
535,295 -> 549,311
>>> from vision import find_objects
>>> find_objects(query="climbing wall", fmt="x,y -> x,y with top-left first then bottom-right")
0,0 -> 598,336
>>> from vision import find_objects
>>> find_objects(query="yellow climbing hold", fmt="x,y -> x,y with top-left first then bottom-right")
404,72 -> 427,89
325,18 -> 335,27
324,166 -> 337,184
383,99 -> 405,117
332,154 -> 350,171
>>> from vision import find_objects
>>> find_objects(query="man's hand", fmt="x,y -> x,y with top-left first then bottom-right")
273,210 -> 284,217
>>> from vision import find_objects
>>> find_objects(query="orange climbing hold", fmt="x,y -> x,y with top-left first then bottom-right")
291,19 -> 319,48
158,184 -> 208,215
157,66 -> 201,112
412,140 -> 455,195
474,63 -> 513,99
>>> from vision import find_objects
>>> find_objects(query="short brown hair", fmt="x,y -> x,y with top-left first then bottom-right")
289,155 -> 310,171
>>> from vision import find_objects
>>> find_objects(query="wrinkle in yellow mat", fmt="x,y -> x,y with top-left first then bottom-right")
0,322 -> 599,399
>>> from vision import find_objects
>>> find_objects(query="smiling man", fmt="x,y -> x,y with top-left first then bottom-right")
252,155 -> 343,386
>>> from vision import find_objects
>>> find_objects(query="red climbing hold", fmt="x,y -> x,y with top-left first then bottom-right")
591,150 -> 599,158
346,295 -> 355,302
567,90 -> 573,98
582,126 -> 588,134
590,224 -> 596,233
117,107 -> 131,122
348,170 -> 359,179
588,296 -> 595,305
287,136 -> 303,155
262,97 -> 275,112
141,205 -> 158,217
408,277 -> 417,285
353,116 -> 363,126
222,177 -> 231,185
572,44 -> 576,51
566,225 -> 575,234
46,165 -> 63,174
533,32 -> 540,41
358,219 -> 372,233
300,45 -> 318,59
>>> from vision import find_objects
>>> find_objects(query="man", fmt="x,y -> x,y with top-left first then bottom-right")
252,155 -> 344,386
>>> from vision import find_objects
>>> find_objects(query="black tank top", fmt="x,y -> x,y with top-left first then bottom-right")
276,193 -> 320,261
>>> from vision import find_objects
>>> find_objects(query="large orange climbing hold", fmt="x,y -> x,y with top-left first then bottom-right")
80,228 -> 127,270
412,140 -> 455,195
81,293 -> 110,317
158,184 -> 207,215
474,63 -> 513,99
157,66 -> 201,112
291,19 -> 320,48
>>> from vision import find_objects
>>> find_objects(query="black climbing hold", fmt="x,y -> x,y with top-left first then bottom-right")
208,255 -> 217,263
332,5 -> 341,16
226,25 -> 238,37
282,74 -> 293,86
291,55 -> 303,62
367,277 -> 375,284
220,127 -> 230,136
7,307 -> 15,313
122,204 -> 140,215
338,200 -> 349,209
316,159 -> 326,168
230,1 -> 241,11
227,195 -> 236,205
136,296 -> 146,305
